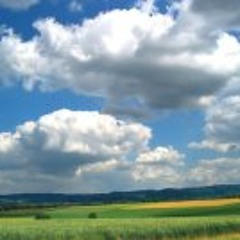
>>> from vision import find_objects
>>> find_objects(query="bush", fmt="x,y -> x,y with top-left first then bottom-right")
34,212 -> 51,220
88,212 -> 97,219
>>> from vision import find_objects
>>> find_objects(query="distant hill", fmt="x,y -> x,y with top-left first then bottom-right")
0,184 -> 240,205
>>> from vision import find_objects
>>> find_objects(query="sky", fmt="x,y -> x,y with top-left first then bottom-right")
0,0 -> 240,193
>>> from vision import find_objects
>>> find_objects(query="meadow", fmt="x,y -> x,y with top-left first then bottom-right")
0,198 -> 240,239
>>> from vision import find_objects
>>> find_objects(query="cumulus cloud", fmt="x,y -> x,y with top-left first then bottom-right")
189,96 -> 240,152
0,1 -> 236,115
76,146 -> 186,192
187,0 -> 240,154
136,146 -> 184,164
135,0 -> 157,14
0,109 -> 151,176
0,0 -> 39,10
0,109 -> 187,192
1,107 -> 239,192
1,0 -> 240,191
190,0 -> 240,30
132,146 -> 185,184
188,157 -> 240,186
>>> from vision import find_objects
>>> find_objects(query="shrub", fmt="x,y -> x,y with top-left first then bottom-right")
34,212 -> 51,220
88,212 -> 97,219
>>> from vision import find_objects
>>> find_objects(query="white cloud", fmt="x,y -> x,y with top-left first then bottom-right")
2,106 -> 239,192
135,0 -> 157,14
136,146 -> 184,164
0,2 -> 235,115
185,1 -> 240,154
189,140 -> 235,153
188,158 -> 240,186
73,145 -> 186,192
0,0 -> 39,10
195,33 -> 240,74
190,96 -> 240,152
0,109 -> 188,192
1,0 -> 240,191
76,159 -> 121,176
133,146 -> 185,183
0,109 -> 151,176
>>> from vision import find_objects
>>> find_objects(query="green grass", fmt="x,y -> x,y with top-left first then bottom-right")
47,202 -> 240,219
1,200 -> 240,219
0,217 -> 240,240
0,200 -> 240,239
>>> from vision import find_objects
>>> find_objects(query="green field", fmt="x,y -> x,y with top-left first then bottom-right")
0,217 -> 240,240
48,201 -> 240,219
0,199 -> 240,239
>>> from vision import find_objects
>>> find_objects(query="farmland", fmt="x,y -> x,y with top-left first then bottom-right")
0,198 -> 240,239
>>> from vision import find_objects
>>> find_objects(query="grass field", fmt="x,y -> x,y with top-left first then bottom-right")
0,217 -> 240,240
48,198 -> 240,219
0,198 -> 240,239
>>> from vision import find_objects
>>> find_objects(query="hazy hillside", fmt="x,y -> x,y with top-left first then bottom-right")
0,184 -> 240,205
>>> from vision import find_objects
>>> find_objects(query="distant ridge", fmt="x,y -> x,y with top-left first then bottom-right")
1,184 -> 240,205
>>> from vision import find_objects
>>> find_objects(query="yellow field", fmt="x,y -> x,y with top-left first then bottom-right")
128,198 -> 240,210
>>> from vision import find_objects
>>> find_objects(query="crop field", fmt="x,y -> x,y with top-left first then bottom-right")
0,198 -> 240,239
129,198 -> 240,209
1,217 -> 240,240
48,198 -> 240,219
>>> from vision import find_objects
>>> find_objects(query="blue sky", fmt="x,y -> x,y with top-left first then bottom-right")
0,0 -> 240,193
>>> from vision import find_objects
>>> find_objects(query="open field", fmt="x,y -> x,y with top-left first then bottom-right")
0,217 -> 240,240
0,198 -> 240,239
48,198 -> 240,219
2,198 -> 240,219
128,198 -> 240,209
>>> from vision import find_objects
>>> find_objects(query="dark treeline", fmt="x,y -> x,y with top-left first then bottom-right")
0,184 -> 240,210
0,203 -> 60,212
